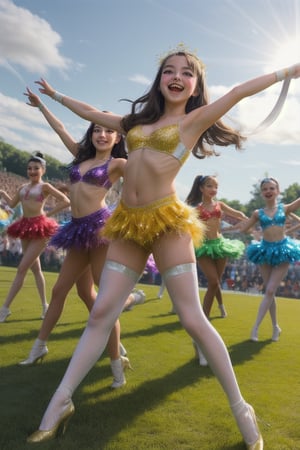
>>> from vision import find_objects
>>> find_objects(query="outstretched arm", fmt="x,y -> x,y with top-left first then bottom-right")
24,87 -> 78,156
34,78 -> 124,133
285,196 -> 300,215
286,221 -> 300,236
184,63 -> 300,143
233,210 -> 259,234
220,201 -> 248,221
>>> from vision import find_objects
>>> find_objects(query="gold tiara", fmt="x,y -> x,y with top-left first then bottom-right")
157,42 -> 205,70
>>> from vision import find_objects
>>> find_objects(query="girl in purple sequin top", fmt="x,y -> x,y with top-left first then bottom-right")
20,89 -> 132,389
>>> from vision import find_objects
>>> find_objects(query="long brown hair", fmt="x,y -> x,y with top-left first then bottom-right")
73,122 -> 127,166
121,51 -> 245,159
186,175 -> 217,206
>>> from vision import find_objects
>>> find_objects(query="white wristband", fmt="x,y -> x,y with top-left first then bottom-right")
38,102 -> 45,111
275,65 -> 295,82
53,91 -> 64,103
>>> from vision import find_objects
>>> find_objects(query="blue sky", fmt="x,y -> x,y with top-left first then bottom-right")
0,0 -> 299,202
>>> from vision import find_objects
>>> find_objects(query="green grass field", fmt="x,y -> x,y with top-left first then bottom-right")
1,266 -> 300,450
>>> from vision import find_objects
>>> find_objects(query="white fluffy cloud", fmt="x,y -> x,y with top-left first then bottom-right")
0,0 -> 71,74
0,92 -> 76,162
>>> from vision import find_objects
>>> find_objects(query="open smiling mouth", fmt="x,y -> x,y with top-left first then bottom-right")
168,83 -> 183,92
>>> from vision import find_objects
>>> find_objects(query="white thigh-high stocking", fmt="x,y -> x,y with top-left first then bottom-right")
39,260 -> 140,431
254,264 -> 288,332
269,297 -> 277,327
162,263 -> 261,445
253,292 -> 274,330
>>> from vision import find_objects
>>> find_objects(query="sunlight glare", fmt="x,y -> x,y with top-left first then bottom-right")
270,38 -> 300,69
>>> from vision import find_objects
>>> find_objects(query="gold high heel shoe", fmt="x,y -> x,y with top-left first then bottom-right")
121,355 -> 133,371
27,401 -> 75,443
111,356 -> 133,389
246,405 -> 263,450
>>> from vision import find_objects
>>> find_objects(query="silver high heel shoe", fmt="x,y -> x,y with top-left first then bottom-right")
272,325 -> 281,342
133,290 -> 146,305
0,306 -> 11,323
41,303 -> 49,319
218,304 -> 227,318
27,401 -> 75,443
19,343 -> 48,366
119,342 -> 127,356
250,327 -> 259,342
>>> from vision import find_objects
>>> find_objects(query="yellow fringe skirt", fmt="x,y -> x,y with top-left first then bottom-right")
102,194 -> 206,250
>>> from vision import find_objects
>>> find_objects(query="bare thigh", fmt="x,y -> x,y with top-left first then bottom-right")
197,256 -> 226,284
107,239 -> 150,274
89,244 -> 109,286
18,239 -> 46,272
53,248 -> 91,295
260,262 -> 289,293
152,232 -> 196,273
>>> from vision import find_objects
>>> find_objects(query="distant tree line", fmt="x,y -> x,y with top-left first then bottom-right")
1,138 -> 300,218
220,178 -> 300,219
0,139 -> 68,181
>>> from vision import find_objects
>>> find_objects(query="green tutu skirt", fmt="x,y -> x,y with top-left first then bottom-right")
195,236 -> 245,259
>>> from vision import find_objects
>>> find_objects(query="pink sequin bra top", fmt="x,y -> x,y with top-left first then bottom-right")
126,124 -> 190,165
69,158 -> 112,190
19,183 -> 44,202
196,202 -> 222,221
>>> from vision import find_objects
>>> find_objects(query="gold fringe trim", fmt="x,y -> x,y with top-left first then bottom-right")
103,195 -> 206,250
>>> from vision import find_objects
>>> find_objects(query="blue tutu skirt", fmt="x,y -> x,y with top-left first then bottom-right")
247,237 -> 300,266
49,207 -> 111,250
195,237 -> 245,259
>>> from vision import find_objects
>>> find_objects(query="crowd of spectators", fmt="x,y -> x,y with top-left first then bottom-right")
1,170 -> 300,299
221,257 -> 300,299
0,230 -> 65,272
0,170 -> 27,198
141,255 -> 300,300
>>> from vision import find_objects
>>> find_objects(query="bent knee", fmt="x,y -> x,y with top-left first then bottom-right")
265,285 -> 277,298
179,313 -> 207,335
88,303 -> 110,323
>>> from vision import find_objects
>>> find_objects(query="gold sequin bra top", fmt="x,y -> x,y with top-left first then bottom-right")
126,124 -> 190,165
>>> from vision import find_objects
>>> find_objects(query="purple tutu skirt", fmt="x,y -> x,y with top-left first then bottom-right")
145,254 -> 159,274
49,207 -> 111,250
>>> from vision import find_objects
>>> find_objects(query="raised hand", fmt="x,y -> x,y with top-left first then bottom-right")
34,78 -> 55,98
24,87 -> 41,108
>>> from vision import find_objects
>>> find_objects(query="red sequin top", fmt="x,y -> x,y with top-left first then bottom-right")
196,202 -> 222,221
